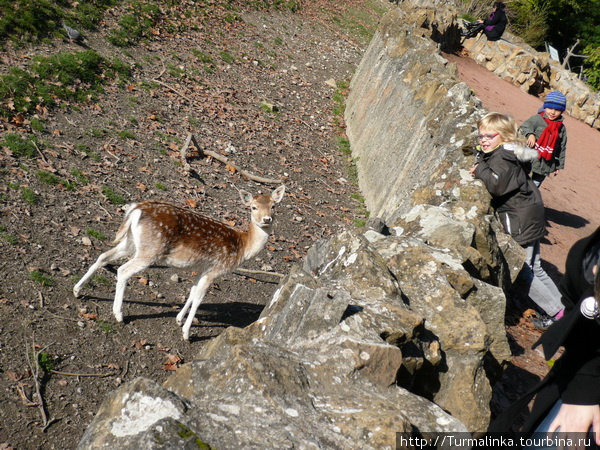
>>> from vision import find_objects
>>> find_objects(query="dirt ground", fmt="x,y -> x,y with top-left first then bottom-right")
0,2 -> 383,448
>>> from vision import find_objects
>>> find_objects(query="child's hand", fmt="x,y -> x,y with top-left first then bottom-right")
470,164 -> 478,176
526,134 -> 536,147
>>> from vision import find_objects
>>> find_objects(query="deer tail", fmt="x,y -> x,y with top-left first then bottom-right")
113,203 -> 139,245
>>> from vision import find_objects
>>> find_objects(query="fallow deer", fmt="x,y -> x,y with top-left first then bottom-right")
73,185 -> 285,340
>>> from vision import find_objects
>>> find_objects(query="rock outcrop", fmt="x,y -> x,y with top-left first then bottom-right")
463,32 -> 600,129
78,1 -> 530,447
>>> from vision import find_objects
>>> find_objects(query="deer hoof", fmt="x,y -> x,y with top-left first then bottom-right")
73,286 -> 81,298
114,313 -> 124,323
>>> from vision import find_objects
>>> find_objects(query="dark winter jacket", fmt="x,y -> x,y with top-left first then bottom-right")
483,7 -> 507,41
490,227 -> 600,434
473,143 -> 545,246
520,113 -> 567,177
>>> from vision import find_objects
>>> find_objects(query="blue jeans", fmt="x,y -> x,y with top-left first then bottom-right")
520,241 -> 563,317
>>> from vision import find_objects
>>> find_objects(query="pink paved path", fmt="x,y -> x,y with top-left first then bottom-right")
446,53 -> 600,274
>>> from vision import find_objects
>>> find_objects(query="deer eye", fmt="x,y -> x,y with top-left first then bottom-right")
251,206 -> 258,211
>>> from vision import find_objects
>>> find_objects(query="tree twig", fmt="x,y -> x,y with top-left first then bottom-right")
181,133 -> 283,185
153,80 -> 194,104
50,370 -> 113,378
32,141 -> 48,164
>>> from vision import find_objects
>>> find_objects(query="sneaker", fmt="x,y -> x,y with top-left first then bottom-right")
529,315 -> 556,330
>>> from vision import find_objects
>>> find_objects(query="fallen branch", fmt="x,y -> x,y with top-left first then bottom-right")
234,268 -> 285,278
180,133 -> 283,185
153,79 -> 194,104
50,370 -> 112,378
24,339 -> 49,429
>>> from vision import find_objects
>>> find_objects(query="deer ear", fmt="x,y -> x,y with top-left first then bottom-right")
239,190 -> 253,205
271,184 -> 285,203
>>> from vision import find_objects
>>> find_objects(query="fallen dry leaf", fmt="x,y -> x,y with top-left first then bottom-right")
163,354 -> 182,371
185,199 -> 198,208
80,312 -> 98,321
132,339 -> 148,350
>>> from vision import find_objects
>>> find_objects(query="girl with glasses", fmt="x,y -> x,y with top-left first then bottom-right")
471,112 -> 564,327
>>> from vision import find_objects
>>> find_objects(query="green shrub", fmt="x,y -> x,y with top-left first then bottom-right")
583,45 -> 600,90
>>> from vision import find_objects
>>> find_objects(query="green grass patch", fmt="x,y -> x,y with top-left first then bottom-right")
0,0 -> 117,44
106,2 -> 162,47
1,133 -> 40,158
92,274 -> 111,286
97,320 -> 114,333
155,182 -> 167,191
30,270 -> 55,287
0,50 -> 132,119
248,0 -> 301,12
191,49 -> 214,64
167,63 -> 185,78
0,225 -> 18,245
37,170 -> 75,190
71,169 -> 89,185
102,186 -> 126,205
37,351 -> 54,372
337,136 -> 351,156
219,50 -> 235,64
30,118 -> 45,132
77,144 -> 101,162
86,228 -> 106,241
117,130 -> 136,140
21,187 -> 38,205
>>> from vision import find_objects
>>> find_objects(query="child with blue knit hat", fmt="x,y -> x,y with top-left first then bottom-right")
520,90 -> 568,187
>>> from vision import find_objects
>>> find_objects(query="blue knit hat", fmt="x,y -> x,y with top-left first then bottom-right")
543,91 -> 567,111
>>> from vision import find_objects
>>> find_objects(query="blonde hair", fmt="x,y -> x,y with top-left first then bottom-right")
477,112 -> 519,144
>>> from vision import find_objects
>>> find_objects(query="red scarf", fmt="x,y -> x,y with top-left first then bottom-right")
535,112 -> 562,161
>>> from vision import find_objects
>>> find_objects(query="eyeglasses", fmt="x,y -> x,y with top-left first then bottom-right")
477,133 -> 499,141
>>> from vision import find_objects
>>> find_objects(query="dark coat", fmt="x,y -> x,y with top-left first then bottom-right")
520,113 -> 568,177
473,143 -> 546,246
483,8 -> 507,41
490,227 -> 600,433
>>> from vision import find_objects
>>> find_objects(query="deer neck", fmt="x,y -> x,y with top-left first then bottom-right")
242,221 -> 271,261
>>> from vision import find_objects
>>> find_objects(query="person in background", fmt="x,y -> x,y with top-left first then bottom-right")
462,2 -> 507,41
520,91 -> 568,187
471,112 -> 564,327
490,228 -> 600,449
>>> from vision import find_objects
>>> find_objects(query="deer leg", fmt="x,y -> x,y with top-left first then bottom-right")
181,274 -> 214,341
73,239 -> 131,298
176,284 -> 198,326
113,257 -> 150,323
